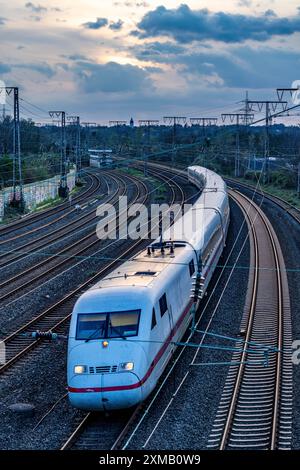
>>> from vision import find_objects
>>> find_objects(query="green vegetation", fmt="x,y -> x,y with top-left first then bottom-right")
232,175 -> 300,209
119,168 -> 144,179
34,182 -> 82,212
119,167 -> 167,202
34,195 -> 62,212
1,114 -> 299,211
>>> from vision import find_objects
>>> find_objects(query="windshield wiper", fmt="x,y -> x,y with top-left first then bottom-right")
85,325 -> 105,343
108,320 -> 127,340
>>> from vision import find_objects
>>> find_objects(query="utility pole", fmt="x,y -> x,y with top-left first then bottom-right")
190,118 -> 218,167
221,113 -> 254,177
277,87 -> 299,102
82,122 -> 97,167
277,87 -> 300,197
49,110 -> 68,198
68,115 -> 82,185
247,100 -> 287,183
0,86 -> 23,208
109,121 -> 128,155
139,119 -> 159,176
163,116 -> 186,167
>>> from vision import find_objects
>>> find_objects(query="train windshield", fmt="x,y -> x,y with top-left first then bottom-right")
76,310 -> 141,340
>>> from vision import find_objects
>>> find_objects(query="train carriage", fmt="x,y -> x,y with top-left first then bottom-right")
67,166 -> 230,410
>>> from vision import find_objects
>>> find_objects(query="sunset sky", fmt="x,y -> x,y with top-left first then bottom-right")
0,1 -> 300,123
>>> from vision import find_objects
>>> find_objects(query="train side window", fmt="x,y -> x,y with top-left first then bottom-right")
151,308 -> 157,330
189,259 -> 195,277
159,293 -> 168,317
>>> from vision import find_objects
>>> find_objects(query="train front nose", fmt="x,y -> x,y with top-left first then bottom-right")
68,341 -> 146,411
68,371 -> 143,411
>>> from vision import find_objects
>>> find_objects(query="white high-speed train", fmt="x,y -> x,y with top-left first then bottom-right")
67,166 -> 230,410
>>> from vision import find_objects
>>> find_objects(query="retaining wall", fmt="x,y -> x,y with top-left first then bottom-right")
0,169 -> 76,221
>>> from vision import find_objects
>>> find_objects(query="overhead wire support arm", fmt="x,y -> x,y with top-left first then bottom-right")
275,87 -> 300,196
190,117 -> 218,127
163,116 -> 187,167
0,86 -> 24,209
49,110 -> 69,197
246,100 -> 288,183
221,112 -> 254,177
138,119 -> 160,176
276,87 -> 299,102
67,115 -> 82,185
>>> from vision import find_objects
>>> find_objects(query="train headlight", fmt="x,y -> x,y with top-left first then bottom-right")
119,362 -> 134,372
74,365 -> 87,374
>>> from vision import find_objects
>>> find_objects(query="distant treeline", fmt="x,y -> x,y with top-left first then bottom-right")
0,116 -> 299,188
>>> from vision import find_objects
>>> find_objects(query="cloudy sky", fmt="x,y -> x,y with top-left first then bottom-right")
0,0 -> 300,123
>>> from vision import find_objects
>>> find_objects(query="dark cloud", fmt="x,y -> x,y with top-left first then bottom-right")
237,0 -> 253,6
264,9 -> 277,17
30,15 -> 42,22
14,62 -> 56,78
67,54 -> 89,61
129,34 -> 300,91
135,5 -> 300,43
109,20 -> 124,31
132,41 -> 185,62
82,17 -> 108,30
73,60 -> 152,93
144,66 -> 163,73
25,2 -> 47,13
0,17 -> 7,25
179,47 -> 300,89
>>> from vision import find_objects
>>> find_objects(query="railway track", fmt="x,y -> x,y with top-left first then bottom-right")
0,170 -> 103,242
102,165 -> 294,451
60,407 -> 142,451
0,168 -> 184,381
0,173 -> 141,304
59,168 -> 187,451
225,177 -> 300,225
144,160 -> 300,226
0,171 -> 117,269
207,189 -> 293,450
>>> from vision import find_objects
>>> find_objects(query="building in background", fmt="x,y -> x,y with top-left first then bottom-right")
89,149 -> 114,168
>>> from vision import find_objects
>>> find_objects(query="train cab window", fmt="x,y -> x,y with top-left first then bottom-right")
151,308 -> 157,330
76,313 -> 106,341
107,310 -> 140,338
159,293 -> 168,317
76,310 -> 141,340
189,259 -> 195,277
